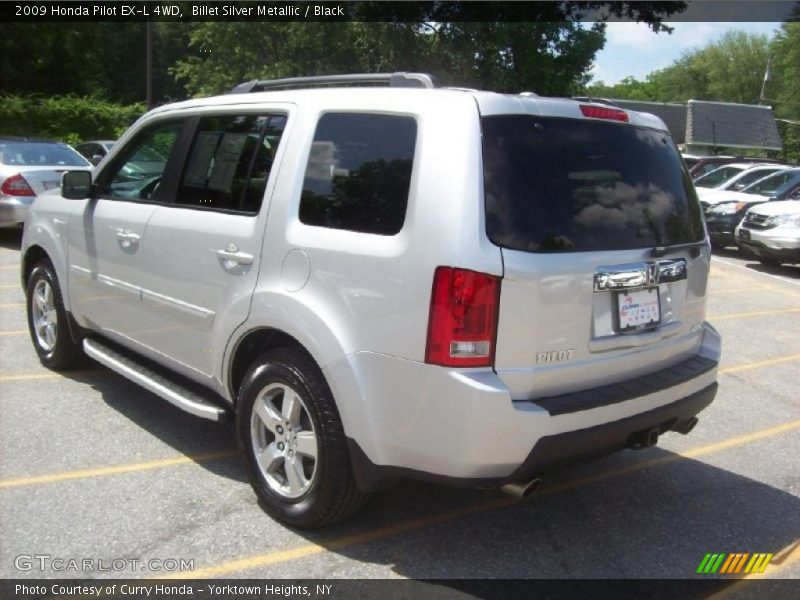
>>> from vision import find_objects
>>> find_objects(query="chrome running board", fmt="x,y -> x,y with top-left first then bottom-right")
83,338 -> 227,421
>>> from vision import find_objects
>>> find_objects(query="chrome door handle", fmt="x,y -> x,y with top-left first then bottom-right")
216,245 -> 254,266
115,230 -> 141,248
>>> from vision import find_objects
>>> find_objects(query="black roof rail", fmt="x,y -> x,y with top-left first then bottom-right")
229,72 -> 439,94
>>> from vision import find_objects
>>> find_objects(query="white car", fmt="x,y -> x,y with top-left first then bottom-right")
735,200 -> 800,266
0,137 -> 92,227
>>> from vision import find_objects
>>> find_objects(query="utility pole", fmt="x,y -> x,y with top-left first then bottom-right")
146,21 -> 153,109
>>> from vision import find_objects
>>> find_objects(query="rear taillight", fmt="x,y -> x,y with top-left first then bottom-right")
579,104 -> 629,123
425,267 -> 500,368
1,174 -> 35,197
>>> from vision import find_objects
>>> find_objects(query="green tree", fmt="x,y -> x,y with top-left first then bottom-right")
0,22 -> 190,104
585,29 -> 771,104
173,3 -> 685,97
769,21 -> 800,162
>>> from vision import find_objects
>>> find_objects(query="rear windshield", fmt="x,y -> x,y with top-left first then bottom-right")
482,116 -> 705,253
0,141 -> 89,167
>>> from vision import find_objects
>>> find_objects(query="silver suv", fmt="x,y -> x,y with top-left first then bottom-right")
21,73 -> 720,527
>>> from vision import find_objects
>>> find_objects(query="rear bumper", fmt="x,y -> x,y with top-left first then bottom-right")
0,195 -> 34,227
507,382 -> 716,481
328,322 -> 721,491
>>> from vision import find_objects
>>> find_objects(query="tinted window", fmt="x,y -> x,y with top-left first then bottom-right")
482,116 -> 705,253
98,121 -> 182,201
0,141 -> 89,167
299,113 -> 417,235
176,114 -> 286,213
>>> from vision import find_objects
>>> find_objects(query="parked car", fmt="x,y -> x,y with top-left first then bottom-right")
688,155 -> 783,179
75,140 -> 116,165
0,137 -> 91,227
698,167 -> 800,213
20,72 -> 720,527
704,168 -> 800,249
735,199 -> 800,265
693,163 -> 754,190
697,163 -> 790,193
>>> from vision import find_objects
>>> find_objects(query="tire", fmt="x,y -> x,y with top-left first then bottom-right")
759,257 -> 782,268
25,258 -> 83,370
237,347 -> 368,528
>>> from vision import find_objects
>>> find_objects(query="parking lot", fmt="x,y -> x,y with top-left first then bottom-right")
0,227 -> 798,582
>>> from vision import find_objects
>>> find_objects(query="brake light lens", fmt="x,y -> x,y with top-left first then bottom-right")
1,173 -> 35,197
579,104 -> 629,123
425,267 -> 500,368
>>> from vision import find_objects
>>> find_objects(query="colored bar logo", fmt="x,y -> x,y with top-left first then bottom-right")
696,552 -> 773,574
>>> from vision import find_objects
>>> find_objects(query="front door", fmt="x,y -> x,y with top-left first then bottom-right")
67,120 -> 185,344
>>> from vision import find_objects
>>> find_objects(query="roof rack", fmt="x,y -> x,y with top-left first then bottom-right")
229,72 -> 439,94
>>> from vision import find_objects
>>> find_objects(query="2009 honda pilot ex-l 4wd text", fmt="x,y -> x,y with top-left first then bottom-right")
21,73 -> 720,527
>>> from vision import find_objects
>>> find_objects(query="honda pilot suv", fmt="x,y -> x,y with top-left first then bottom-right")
21,73 -> 720,527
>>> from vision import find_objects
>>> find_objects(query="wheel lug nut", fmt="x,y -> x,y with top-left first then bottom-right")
277,442 -> 285,451
276,425 -> 283,434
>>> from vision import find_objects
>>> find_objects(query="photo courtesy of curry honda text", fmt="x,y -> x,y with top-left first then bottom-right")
20,73 -> 720,528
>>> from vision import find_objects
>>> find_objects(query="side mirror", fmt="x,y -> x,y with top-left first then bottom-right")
62,171 -> 92,199
90,154 -> 104,165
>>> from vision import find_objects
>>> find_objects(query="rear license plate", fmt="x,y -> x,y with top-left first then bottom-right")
738,228 -> 751,240
617,288 -> 660,331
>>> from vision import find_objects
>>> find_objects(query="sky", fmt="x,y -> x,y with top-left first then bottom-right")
590,21 -> 783,85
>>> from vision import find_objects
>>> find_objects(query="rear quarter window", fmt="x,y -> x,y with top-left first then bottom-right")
299,113 -> 417,236
482,115 -> 705,253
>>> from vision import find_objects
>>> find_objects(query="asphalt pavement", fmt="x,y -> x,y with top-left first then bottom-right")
1,227 -> 798,584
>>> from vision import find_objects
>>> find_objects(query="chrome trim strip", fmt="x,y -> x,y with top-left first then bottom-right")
141,288 -> 215,320
69,265 -> 92,277
594,259 -> 687,291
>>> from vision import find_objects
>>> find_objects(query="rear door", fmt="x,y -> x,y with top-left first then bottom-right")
482,114 -> 709,400
134,111 -> 289,377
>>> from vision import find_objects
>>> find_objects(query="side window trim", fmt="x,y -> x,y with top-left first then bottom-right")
155,116 -> 199,205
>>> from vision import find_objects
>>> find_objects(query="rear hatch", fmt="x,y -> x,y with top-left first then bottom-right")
482,110 -> 710,400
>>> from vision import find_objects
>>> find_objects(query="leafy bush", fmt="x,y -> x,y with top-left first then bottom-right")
0,95 -> 146,144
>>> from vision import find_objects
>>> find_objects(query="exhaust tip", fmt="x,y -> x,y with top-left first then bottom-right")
500,478 -> 542,499
674,417 -> 699,435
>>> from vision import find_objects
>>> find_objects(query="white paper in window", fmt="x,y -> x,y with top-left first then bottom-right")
183,132 -> 220,188
208,133 -> 248,193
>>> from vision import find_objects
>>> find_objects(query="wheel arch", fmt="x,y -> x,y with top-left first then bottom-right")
227,327 -> 320,405
22,243 -> 83,344
21,244 -> 49,288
